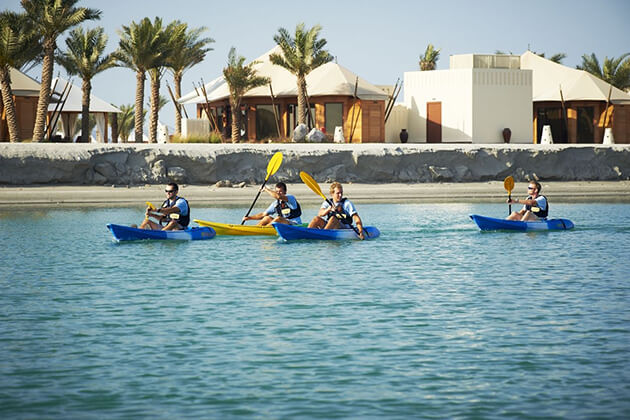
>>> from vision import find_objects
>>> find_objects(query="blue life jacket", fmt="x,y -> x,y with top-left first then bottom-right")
275,198 -> 301,220
326,197 -> 353,226
526,195 -> 548,218
161,197 -> 190,227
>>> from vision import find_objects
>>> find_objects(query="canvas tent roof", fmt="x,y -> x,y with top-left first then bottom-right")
179,46 -> 388,105
520,50 -> 630,104
48,77 -> 121,113
9,67 -> 40,96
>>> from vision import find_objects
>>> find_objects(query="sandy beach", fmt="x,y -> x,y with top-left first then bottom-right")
2,181 -> 629,206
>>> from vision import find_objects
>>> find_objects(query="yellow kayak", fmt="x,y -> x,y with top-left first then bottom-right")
193,219 -> 277,236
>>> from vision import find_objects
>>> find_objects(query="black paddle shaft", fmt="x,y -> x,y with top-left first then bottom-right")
326,198 -> 367,239
242,179 -> 269,224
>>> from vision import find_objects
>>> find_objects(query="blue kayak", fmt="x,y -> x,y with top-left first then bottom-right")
107,224 -> 216,242
470,214 -> 574,232
272,222 -> 380,241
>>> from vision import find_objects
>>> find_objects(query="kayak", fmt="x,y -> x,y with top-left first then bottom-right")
194,219 -> 276,236
469,214 -> 575,232
107,224 -> 216,242
273,222 -> 380,241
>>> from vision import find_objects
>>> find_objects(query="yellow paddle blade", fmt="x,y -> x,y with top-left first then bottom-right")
265,152 -> 283,181
146,201 -> 156,210
503,176 -> 514,194
299,171 -> 327,201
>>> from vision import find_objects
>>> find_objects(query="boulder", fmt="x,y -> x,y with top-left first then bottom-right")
292,124 -> 308,142
306,128 -> 326,143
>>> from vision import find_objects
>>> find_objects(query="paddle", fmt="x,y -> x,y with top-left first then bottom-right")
504,176 -> 515,215
241,152 -> 283,224
299,171 -> 367,239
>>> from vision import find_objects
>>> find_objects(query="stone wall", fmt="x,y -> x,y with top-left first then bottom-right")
1,143 -> 628,185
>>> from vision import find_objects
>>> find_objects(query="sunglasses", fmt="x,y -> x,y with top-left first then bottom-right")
165,189 -> 176,193
527,186 -> 536,190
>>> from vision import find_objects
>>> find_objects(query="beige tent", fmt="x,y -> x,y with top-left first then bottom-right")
9,67 -> 40,96
47,77 -> 121,142
521,51 -> 630,104
179,46 -> 389,142
179,46 -> 388,104
1,67 -> 40,141
520,51 -> 630,143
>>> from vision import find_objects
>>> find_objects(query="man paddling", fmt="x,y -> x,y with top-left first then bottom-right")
506,180 -> 548,221
308,181 -> 365,240
242,182 -> 302,226
139,182 -> 190,230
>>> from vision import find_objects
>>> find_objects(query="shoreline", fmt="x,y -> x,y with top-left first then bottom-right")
2,181 -> 629,206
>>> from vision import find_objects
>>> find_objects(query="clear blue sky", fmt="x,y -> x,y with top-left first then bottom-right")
5,0 -> 630,129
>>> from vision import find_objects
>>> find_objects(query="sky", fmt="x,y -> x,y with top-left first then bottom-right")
4,0 -> 630,130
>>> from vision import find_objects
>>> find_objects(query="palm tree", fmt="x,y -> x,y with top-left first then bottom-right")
165,21 -> 214,135
270,23 -> 332,126
222,47 -> 269,142
116,103 -> 134,142
21,0 -> 101,142
419,44 -> 440,70
57,26 -> 116,142
115,17 -> 169,143
528,51 -> 566,64
577,53 -> 630,91
0,11 -> 40,142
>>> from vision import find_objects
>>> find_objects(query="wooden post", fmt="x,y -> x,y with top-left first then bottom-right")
384,81 -> 402,124
559,86 -> 569,142
349,77 -> 361,142
601,85 -> 612,143
269,83 -> 282,139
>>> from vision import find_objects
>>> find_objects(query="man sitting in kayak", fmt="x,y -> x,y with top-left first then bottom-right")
242,182 -> 302,226
308,181 -> 365,240
139,182 -> 190,230
506,180 -> 548,221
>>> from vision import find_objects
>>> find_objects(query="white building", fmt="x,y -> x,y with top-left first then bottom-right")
401,54 -> 533,143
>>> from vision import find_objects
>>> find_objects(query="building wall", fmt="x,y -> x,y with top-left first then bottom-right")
404,69 -> 532,143
404,69 -> 473,142
471,69 -> 532,143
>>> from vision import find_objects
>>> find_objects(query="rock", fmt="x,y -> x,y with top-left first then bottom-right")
215,180 -> 232,188
151,159 -> 167,181
306,128 -> 326,143
292,124 -> 308,142
167,166 -> 187,183
94,162 -> 116,180
234,182 -> 247,188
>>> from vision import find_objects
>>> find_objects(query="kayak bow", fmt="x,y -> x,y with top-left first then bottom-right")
273,222 -> 380,241
107,224 -> 216,241
469,214 -> 574,232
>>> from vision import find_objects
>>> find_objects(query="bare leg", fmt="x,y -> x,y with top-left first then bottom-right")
308,216 -> 326,229
272,216 -> 291,225
520,211 -> 539,222
325,217 -> 342,229
257,215 -> 274,226
506,211 -> 523,221
140,219 -> 161,230
162,220 -> 183,231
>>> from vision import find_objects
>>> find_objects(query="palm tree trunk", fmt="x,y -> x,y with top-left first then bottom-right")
81,79 -> 91,142
230,98 -> 240,143
174,72 -> 182,135
0,66 -> 20,142
111,112 -> 119,143
32,40 -> 56,142
149,72 -> 159,143
134,71 -> 145,143
297,75 -> 307,126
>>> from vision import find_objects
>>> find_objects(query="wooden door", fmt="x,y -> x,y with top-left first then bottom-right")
427,102 -> 442,143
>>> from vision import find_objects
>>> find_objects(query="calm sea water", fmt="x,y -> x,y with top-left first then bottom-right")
1,202 -> 629,419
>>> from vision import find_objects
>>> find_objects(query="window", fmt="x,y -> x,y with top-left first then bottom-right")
576,106 -> 594,143
256,105 -> 279,140
288,104 -> 316,135
536,107 -> 567,143
325,103 -> 343,135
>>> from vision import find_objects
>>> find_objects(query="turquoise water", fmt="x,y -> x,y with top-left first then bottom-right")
1,203 -> 629,419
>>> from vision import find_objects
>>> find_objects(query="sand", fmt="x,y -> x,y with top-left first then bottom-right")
2,181 -> 629,207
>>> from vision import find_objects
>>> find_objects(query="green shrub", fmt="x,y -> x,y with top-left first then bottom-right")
170,132 -> 224,143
